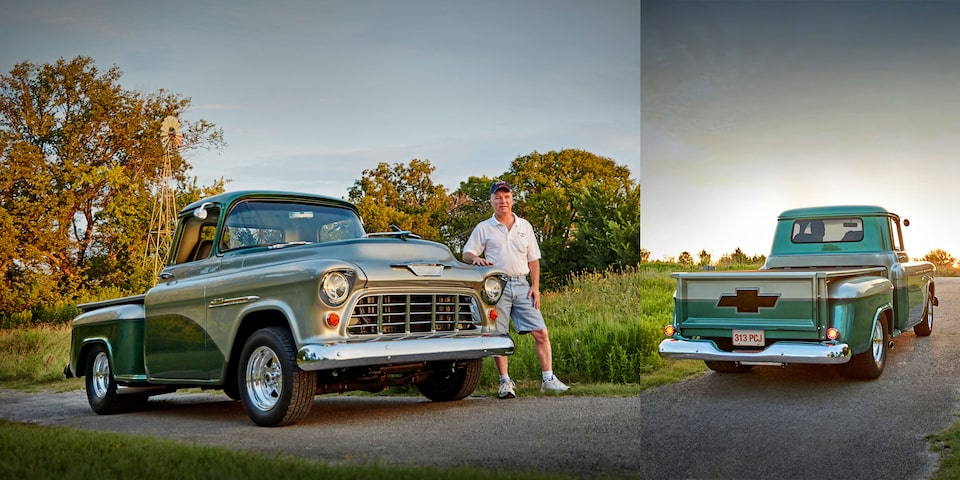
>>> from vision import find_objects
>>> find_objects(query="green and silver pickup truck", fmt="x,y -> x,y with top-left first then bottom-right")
659,205 -> 937,379
66,191 -> 514,426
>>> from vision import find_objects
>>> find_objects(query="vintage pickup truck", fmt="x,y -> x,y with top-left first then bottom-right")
659,205 -> 937,379
66,190 -> 514,426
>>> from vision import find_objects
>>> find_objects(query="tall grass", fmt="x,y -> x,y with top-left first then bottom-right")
0,325 -> 75,388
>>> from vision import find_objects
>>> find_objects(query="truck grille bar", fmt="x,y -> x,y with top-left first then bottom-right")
347,294 -> 481,336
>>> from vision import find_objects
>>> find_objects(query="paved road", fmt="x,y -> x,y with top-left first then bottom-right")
640,277 -> 960,480
0,385 -> 640,478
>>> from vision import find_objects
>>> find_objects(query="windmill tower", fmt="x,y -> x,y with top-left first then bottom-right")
144,116 -> 182,280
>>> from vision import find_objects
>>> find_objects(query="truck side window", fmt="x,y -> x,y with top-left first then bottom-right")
890,218 -> 904,251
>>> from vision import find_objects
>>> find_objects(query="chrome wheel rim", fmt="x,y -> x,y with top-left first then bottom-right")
91,351 -> 111,399
925,297 -> 934,329
246,346 -> 282,411
870,321 -> 884,365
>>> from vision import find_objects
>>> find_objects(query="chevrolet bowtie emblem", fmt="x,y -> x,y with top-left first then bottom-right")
717,289 -> 780,313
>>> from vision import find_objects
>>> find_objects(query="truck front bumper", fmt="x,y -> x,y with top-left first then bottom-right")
658,337 -> 851,365
297,335 -> 515,371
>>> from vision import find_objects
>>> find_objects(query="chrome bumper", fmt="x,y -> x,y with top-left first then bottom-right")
297,335 -> 515,371
658,338 -> 851,365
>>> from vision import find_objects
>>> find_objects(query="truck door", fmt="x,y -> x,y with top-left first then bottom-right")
143,211 -> 222,381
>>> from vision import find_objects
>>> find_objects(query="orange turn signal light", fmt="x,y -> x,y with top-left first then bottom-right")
826,327 -> 839,341
326,312 -> 341,328
489,309 -> 498,321
664,325 -> 676,337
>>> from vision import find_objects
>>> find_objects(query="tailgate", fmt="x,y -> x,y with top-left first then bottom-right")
673,271 -> 821,341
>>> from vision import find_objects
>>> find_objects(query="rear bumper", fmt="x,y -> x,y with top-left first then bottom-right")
297,335 -> 515,371
658,337 -> 851,365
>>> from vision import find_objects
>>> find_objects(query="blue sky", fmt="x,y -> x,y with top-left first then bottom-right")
1,0 -> 639,198
642,0 -> 960,261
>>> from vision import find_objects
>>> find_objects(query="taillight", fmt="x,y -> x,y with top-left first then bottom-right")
826,327 -> 840,341
664,325 -> 676,337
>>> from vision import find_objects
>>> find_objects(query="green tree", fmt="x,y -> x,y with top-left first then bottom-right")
698,249 -> 712,266
568,182 -> 640,273
0,56 -> 224,316
503,149 -> 636,286
922,249 -> 957,270
347,159 -> 451,241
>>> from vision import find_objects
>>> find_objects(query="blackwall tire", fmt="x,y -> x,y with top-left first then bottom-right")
839,318 -> 888,380
704,361 -> 754,373
85,344 -> 123,415
238,327 -> 316,427
914,293 -> 934,337
416,359 -> 483,401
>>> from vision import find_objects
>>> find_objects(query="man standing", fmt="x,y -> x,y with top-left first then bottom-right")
463,180 -> 570,399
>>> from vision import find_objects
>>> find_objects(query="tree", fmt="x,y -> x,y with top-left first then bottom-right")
0,56 -> 225,315
503,149 -> 636,286
677,251 -> 694,265
347,159 -> 451,241
922,249 -> 957,271
568,182 -> 640,273
698,249 -> 712,266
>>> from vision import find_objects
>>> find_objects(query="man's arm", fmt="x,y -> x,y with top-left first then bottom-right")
463,251 -> 493,266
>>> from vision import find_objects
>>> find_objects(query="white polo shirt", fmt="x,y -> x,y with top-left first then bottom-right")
463,213 -> 541,277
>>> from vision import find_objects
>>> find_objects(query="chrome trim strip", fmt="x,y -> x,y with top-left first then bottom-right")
208,296 -> 260,308
658,338 -> 851,364
296,335 -> 515,371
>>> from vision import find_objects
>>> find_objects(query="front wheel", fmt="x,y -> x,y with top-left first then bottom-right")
416,359 -> 482,401
238,328 -> 316,427
704,361 -> 754,373
914,293 -> 934,337
838,317 -> 888,380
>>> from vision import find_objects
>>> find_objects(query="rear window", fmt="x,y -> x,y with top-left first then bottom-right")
792,218 -> 863,243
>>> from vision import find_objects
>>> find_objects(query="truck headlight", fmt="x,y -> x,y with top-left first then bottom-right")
481,275 -> 506,304
320,271 -> 352,306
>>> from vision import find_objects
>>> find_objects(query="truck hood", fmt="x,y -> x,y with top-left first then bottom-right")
228,237 -> 499,284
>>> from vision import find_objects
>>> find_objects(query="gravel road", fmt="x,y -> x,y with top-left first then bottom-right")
0,385 -> 640,478
640,277 -> 960,480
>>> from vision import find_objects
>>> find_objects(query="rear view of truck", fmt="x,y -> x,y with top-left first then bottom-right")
659,205 -> 935,380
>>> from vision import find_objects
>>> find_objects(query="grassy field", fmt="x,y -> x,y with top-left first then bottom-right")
0,268 -> 640,478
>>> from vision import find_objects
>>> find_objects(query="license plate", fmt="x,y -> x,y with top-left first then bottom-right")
732,329 -> 765,347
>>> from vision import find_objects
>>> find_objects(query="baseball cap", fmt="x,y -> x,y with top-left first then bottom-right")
490,181 -> 512,194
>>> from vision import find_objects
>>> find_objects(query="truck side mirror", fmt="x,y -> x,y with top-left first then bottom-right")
193,202 -> 213,220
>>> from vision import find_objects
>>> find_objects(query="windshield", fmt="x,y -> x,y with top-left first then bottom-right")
220,200 -> 364,251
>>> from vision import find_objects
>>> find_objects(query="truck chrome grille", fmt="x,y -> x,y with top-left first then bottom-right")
347,294 -> 481,335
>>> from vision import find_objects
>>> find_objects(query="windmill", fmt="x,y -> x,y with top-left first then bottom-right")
144,116 -> 182,280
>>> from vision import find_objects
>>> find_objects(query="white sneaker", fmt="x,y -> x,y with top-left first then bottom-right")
541,376 -> 570,393
498,380 -> 516,399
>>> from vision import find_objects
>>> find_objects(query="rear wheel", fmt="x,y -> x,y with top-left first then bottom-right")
704,361 -> 754,373
839,317 -> 888,380
416,359 -> 483,401
914,293 -> 934,337
238,327 -> 316,427
85,344 -> 122,414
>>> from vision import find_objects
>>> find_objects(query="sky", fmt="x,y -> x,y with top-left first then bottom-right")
642,0 -> 960,262
0,0 -> 639,199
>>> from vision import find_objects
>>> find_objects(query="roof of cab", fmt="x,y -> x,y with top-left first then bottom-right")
179,190 -> 358,216
777,205 -> 894,220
